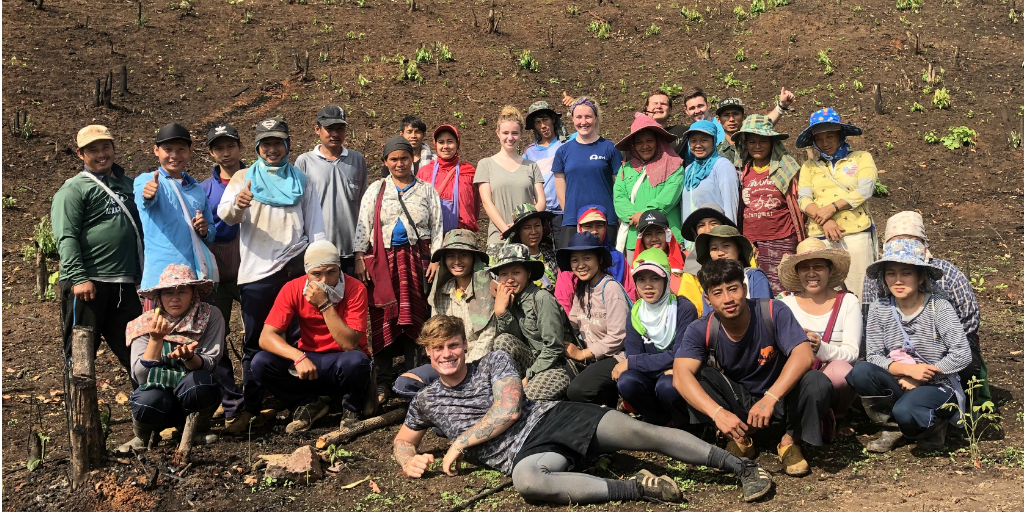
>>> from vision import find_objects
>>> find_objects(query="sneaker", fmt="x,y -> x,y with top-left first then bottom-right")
725,438 -> 756,459
286,397 -> 330,434
632,469 -> 682,503
223,411 -> 265,436
777,443 -> 810,477
736,458 -> 773,502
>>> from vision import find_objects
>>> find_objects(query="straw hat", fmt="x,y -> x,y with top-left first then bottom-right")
138,264 -> 214,301
777,238 -> 851,292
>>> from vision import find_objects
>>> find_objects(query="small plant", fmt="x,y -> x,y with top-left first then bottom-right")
750,0 -> 767,16
325,444 -> 353,466
874,181 -> 890,197
1009,130 -> 1022,149
355,0 -> 368,7
434,42 -> 454,61
414,45 -> 433,63
34,216 -> 57,258
345,31 -> 365,40
681,5 -> 704,22
722,71 -> 742,87
817,48 -> 835,75
895,0 -> 922,12
27,432 -> 51,472
923,85 -> 934,95
911,102 -> 924,112
399,58 -> 424,83
357,74 -> 371,87
923,130 -> 940,144
645,23 -> 661,36
941,377 -> 1001,467
749,63 -> 758,70
478,117 -> 486,126
733,6 -> 748,20
735,47 -> 746,62
885,141 -> 895,150
587,21 -> 611,39
941,126 -> 976,150
241,9 -> 254,24
136,9 -> 148,26
932,87 -> 951,109
566,4 -> 580,15
2,196 -> 17,209
659,83 -> 684,96
519,50 -> 540,72
853,80 -> 864,92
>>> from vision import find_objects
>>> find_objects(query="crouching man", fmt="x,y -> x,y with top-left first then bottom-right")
253,240 -> 371,434
392,315 -> 773,505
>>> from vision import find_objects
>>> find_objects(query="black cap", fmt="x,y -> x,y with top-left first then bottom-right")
206,123 -> 241,146
637,210 -> 670,234
316,106 -> 347,127
255,118 -> 289,143
155,123 -> 193,145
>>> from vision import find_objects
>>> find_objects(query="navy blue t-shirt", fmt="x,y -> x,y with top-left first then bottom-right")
676,299 -> 807,395
551,138 -> 622,226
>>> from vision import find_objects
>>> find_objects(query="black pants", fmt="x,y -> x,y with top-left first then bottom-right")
60,280 -> 141,386
566,357 -> 620,408
202,279 -> 244,418
687,365 -> 833,446
129,370 -> 222,428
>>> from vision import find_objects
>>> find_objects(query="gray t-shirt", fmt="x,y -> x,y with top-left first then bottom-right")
295,146 -> 368,257
404,350 -> 556,474
473,157 -> 543,244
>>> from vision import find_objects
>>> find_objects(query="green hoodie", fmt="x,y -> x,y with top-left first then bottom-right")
51,165 -> 143,285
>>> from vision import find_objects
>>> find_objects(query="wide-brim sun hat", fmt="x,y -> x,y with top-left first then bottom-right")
680,203 -> 737,242
431,229 -> 488,263
614,112 -> 678,151
501,203 -> 556,240
524,101 -> 562,128
556,232 -> 613,272
139,264 -> 214,301
733,114 -> 789,147
865,238 -> 944,281
694,225 -> 754,267
777,238 -> 851,292
486,243 -> 546,281
795,108 -> 863,148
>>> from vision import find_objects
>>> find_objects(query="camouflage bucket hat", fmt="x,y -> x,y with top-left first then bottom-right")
525,100 -> 562,128
486,243 -> 546,282
501,203 -> 555,240
431,229 -> 488,263
733,114 -> 789,147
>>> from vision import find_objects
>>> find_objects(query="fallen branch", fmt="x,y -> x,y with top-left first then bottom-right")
315,407 -> 407,449
445,481 -> 513,512
173,411 -> 199,466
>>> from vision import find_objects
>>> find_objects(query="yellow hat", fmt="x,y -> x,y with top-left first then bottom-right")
77,125 -> 114,149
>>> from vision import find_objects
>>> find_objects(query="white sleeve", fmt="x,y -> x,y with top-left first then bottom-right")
302,181 -> 327,242
218,171 -> 247,225
818,295 -> 862,364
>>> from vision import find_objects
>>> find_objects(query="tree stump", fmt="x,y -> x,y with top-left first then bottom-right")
873,84 -> 884,115
34,242 -> 47,299
173,412 -> 199,466
120,65 -> 128,96
69,327 -> 103,490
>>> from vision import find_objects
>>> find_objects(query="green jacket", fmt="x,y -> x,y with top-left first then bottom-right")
51,165 -> 142,285
495,283 -> 568,380
612,161 -> 686,249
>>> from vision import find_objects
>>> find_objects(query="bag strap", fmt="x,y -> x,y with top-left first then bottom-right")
78,171 -> 144,270
165,173 -> 214,279
759,298 -> 775,346
821,291 -> 847,345
629,168 -> 647,202
598,275 -> 633,309
704,314 -> 723,372
393,177 -> 427,241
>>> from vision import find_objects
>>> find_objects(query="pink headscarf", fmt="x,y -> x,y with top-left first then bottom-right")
615,113 -> 684,188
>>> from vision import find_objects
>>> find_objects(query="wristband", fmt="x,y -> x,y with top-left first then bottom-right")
764,391 -> 781,402
711,406 -> 724,422
294,353 -> 308,367
318,300 -> 332,312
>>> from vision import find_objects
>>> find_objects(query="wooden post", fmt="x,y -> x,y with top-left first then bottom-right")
94,78 -> 101,107
69,327 -> 102,490
34,242 -> 47,298
486,9 -> 495,33
173,412 -> 199,466
120,65 -> 128,95
953,46 -> 960,68
104,71 -> 113,107
873,84 -> 883,115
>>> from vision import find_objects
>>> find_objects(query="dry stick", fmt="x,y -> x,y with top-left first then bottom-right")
94,78 -> 101,107
105,70 -> 113,107
137,2 -> 143,25
445,481 -> 513,512
173,412 -> 199,466
34,242 -> 47,298
304,51 -> 310,81
1019,116 -> 1024,151
953,46 -> 960,68
120,65 -> 128,95
471,8 -> 478,27
873,84 -> 883,115
315,407 -> 408,449
69,327 -> 103,490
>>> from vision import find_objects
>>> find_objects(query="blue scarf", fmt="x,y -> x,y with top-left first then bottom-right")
815,139 -> 852,164
683,120 -> 723,191
245,141 -> 305,207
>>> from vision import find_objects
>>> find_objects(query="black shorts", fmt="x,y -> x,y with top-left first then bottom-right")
513,402 -> 609,470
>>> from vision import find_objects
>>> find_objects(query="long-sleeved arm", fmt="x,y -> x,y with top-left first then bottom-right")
217,171 -> 247,226
746,269 -> 773,299
612,167 -> 637,222
51,187 -> 89,286
797,161 -> 817,211
864,303 -> 895,369
353,180 -> 381,254
830,153 -> 877,209
525,292 -> 567,380
815,296 -> 862,365
301,182 -> 327,243
933,300 -> 972,375
193,309 -> 226,372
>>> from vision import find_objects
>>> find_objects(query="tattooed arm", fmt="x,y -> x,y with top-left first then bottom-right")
440,375 -> 524,476
394,425 -> 434,478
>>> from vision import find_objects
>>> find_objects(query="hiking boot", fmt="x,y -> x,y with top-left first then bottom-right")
116,419 -> 158,454
725,438 -> 756,459
286,397 -> 331,434
777,443 -> 809,477
339,408 -> 365,430
913,421 -> 947,451
866,430 -> 906,453
212,404 -> 225,420
632,469 -> 683,503
223,411 -> 265,435
736,458 -> 773,502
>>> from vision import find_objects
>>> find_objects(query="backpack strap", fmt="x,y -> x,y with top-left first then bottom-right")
704,314 -> 723,372
759,299 -> 775,347
598,276 -> 633,309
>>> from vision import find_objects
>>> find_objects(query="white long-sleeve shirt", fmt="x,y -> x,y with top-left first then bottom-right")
217,170 -> 326,285
781,293 -> 862,364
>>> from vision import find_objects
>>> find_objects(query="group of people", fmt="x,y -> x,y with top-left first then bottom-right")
52,85 -> 987,505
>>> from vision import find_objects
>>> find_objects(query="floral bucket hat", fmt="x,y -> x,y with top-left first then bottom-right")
795,108 -> 863,148
865,238 -> 944,281
139,264 -> 214,301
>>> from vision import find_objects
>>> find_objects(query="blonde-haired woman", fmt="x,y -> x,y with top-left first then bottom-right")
474,106 -> 546,254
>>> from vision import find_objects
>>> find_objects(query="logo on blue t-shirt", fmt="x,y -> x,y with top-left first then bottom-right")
589,155 -> 607,161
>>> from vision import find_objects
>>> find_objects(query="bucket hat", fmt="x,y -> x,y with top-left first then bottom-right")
678,119 -> 719,142
556,232 -> 613,272
694,225 -> 754,267
733,114 -> 789,147
139,264 -> 214,301
431,229 -> 488,263
487,243 -> 546,281
680,203 -> 736,242
795,108 -> 863,149
777,238 -> 851,292
614,112 -> 678,151
865,238 -> 943,281
524,101 -> 562,129
502,203 -> 555,240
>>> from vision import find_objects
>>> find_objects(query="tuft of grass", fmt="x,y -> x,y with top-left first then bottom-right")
519,50 -> 540,72
566,4 -> 580,15
20,115 -> 34,139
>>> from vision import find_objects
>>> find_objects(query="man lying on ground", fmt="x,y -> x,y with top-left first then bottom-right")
392,315 -> 773,505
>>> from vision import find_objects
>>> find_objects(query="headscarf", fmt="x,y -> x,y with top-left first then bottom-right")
627,129 -> 684,188
382,135 -> 414,162
575,204 -> 626,284
245,139 -> 306,207
630,248 -> 677,351
125,291 -> 213,346
683,120 -> 724,191
304,239 -> 345,304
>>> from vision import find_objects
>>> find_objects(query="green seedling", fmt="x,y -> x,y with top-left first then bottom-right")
519,50 -> 540,72
941,377 -> 1001,467
932,88 -> 951,109
587,21 -> 611,39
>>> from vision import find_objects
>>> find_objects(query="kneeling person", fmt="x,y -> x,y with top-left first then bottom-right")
253,240 -> 371,433
394,316 -> 772,505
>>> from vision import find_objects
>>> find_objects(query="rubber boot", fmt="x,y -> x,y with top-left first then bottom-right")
117,419 -> 159,454
190,406 -> 219,445
911,420 -> 947,451
860,395 -> 906,453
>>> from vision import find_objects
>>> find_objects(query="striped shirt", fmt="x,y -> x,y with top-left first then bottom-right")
864,295 -> 972,384
862,258 -> 980,338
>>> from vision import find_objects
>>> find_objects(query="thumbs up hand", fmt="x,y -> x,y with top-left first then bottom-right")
142,170 -> 160,200
192,209 -> 209,237
236,179 -> 254,209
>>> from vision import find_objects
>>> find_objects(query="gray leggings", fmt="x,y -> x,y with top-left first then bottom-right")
510,410 -> 714,504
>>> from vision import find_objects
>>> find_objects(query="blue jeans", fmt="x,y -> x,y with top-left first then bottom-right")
616,370 -> 679,426
130,370 -> 222,427
250,350 -> 371,411
846,362 -> 957,437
